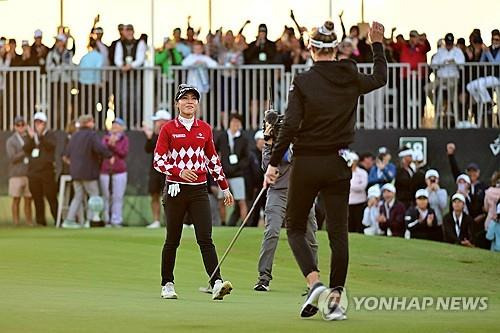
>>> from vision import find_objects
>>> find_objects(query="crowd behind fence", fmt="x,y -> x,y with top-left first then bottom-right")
0,63 -> 498,131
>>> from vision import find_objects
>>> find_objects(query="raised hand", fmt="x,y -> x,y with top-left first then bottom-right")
369,21 -> 385,44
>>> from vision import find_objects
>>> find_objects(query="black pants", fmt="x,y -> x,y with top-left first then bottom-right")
29,174 -> 58,226
161,183 -> 222,286
286,154 -> 351,289
348,203 -> 366,233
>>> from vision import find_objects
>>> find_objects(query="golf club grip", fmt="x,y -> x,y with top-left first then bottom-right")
208,187 -> 267,283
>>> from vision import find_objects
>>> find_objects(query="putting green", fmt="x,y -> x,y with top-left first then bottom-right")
0,227 -> 498,332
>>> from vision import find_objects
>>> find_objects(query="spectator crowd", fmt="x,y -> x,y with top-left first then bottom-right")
5,107 -> 500,252
1,15 -> 499,130
2,14 -> 500,253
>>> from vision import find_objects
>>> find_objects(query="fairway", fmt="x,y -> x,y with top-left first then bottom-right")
1,227 -> 499,333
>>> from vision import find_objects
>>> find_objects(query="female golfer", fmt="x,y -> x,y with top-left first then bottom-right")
264,21 -> 387,320
154,84 -> 234,300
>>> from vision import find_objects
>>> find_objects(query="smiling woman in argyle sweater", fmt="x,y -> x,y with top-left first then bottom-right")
154,84 -> 234,301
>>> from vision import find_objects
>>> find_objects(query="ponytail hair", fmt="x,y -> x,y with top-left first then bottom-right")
309,21 -> 338,55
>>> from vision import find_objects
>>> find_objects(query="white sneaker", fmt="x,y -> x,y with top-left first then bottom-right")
147,221 -> 161,229
212,280 -> 233,300
83,221 -> 90,229
62,220 -> 81,229
318,288 -> 348,321
300,282 -> 327,318
161,282 -> 178,299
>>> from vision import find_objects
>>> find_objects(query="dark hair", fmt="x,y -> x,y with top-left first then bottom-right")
193,40 -> 204,47
359,152 -> 375,162
349,25 -> 359,34
229,113 -> 243,124
492,29 -> 500,37
310,21 -> 337,55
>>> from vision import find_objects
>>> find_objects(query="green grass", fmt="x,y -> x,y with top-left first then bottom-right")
0,227 -> 499,333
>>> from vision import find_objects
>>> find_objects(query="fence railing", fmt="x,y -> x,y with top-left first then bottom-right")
0,63 -> 498,131
418,62 -> 499,128
164,65 -> 286,130
0,67 -> 41,130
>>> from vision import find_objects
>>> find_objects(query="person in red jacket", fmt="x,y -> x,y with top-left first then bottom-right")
391,30 -> 431,126
154,84 -> 234,301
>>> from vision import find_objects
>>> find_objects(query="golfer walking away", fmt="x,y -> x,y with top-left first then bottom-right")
154,84 -> 235,301
264,21 -> 387,320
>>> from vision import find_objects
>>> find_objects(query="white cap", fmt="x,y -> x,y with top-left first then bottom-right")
425,169 -> 439,179
381,183 -> 396,193
456,174 -> 471,184
398,148 -> 413,158
33,112 -> 47,122
55,33 -> 67,42
378,146 -> 388,154
367,185 -> 381,199
151,109 -> 171,121
254,130 -> 264,141
451,193 -> 466,204
415,189 -> 429,199
34,29 -> 43,38
349,152 -> 359,161
22,40 -> 29,47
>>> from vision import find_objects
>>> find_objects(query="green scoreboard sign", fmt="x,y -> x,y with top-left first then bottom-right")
399,137 -> 427,165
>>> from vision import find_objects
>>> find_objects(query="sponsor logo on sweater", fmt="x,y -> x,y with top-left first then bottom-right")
173,133 -> 186,139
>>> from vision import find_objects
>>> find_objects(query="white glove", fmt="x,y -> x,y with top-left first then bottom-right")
167,183 -> 181,197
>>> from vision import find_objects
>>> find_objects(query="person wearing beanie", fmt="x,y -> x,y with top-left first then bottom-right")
264,20 -> 387,320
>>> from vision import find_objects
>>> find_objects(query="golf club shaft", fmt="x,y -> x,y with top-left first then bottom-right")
208,187 -> 267,283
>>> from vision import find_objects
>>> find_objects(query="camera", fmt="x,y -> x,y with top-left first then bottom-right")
263,109 -> 284,141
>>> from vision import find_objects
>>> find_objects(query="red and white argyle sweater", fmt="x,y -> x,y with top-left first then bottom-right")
153,117 -> 229,191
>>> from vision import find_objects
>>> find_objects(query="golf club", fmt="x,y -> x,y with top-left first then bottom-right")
199,187 -> 267,293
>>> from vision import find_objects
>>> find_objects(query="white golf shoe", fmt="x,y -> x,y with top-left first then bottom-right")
61,220 -> 81,229
212,280 -> 233,300
147,221 -> 161,229
161,282 -> 178,299
318,288 -> 348,321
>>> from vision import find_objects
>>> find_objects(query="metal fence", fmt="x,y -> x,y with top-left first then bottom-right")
164,65 -> 286,130
418,62 -> 499,128
0,67 -> 41,130
0,63 -> 498,131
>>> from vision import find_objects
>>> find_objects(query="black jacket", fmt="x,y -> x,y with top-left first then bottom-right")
145,133 -> 160,176
395,167 -> 426,208
442,212 -> 473,245
269,42 -> 387,166
215,131 -> 249,179
405,206 -> 439,240
448,153 -> 487,220
244,39 -> 277,64
23,130 -> 57,177
64,127 -> 112,181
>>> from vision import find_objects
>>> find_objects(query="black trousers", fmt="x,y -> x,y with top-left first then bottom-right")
29,174 -> 58,226
348,203 -> 366,233
161,183 -> 222,286
286,154 -> 351,289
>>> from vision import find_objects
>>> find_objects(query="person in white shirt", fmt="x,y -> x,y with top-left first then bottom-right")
431,33 -> 465,124
424,169 -> 448,227
348,152 -> 368,233
182,40 -> 218,94
362,185 -> 382,236
114,24 -> 146,71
